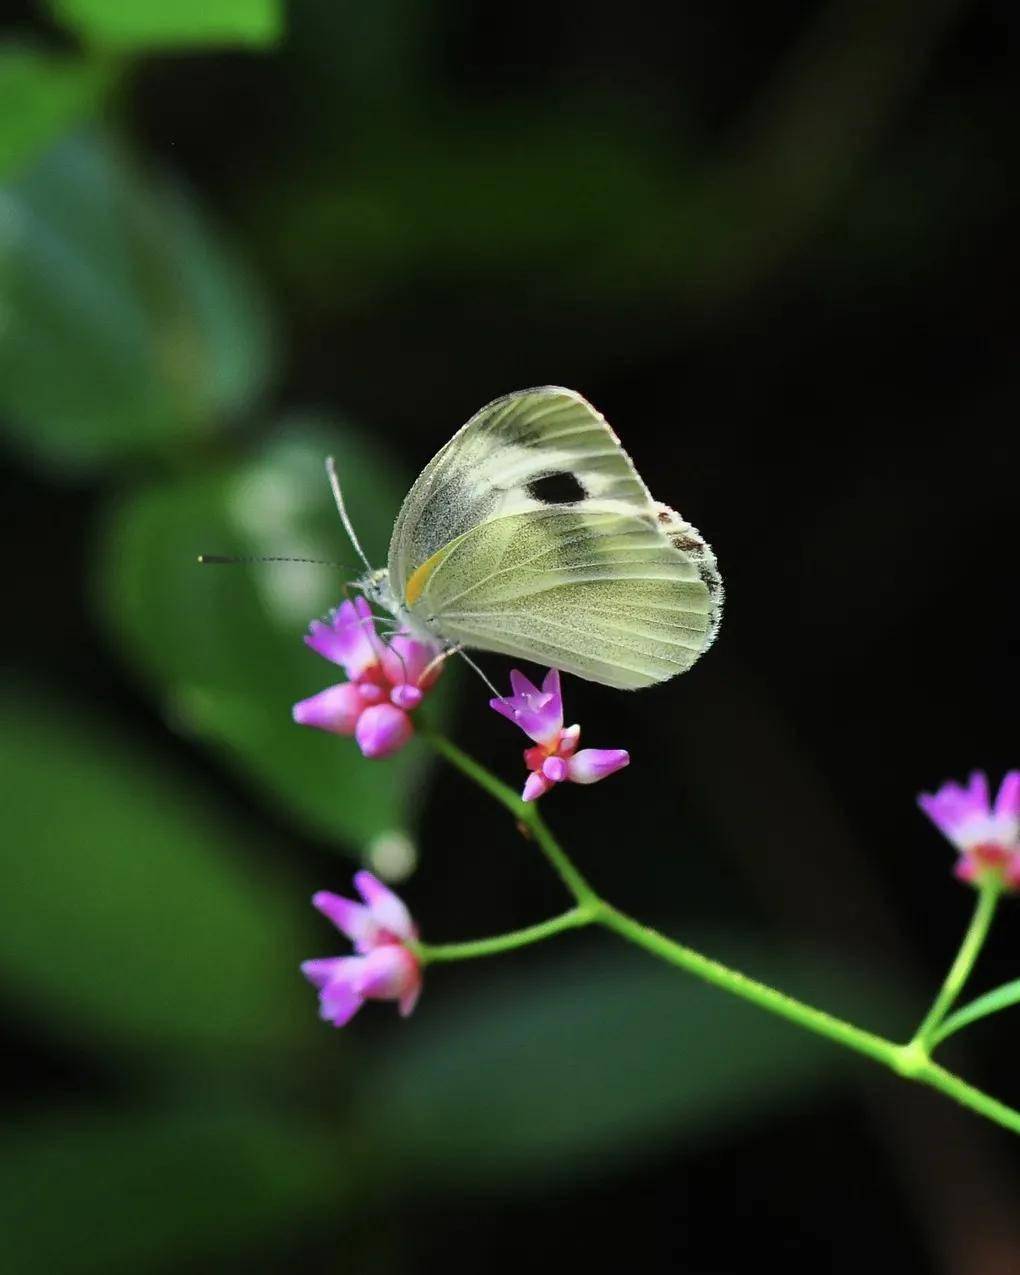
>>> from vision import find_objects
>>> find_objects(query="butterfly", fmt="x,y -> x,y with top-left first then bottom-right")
330,386 -> 722,691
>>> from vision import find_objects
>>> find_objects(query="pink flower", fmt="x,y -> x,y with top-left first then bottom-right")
490,668 -> 630,802
355,702 -> 415,759
301,871 -> 422,1026
918,771 -> 1020,889
293,597 -> 443,759
305,597 -> 381,681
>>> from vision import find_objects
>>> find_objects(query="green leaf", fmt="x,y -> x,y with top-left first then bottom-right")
0,130 -> 274,474
93,419 -> 454,857
0,684 -> 310,1057
0,1107 -> 344,1275
369,941 -> 894,1183
0,46 -> 108,180
48,0 -> 282,50
932,979 -> 1020,1047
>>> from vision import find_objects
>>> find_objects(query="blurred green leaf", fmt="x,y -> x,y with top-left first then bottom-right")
0,684 -> 310,1056
260,111 -> 692,307
94,419 -> 453,857
370,941 -> 894,1183
0,1107 -> 343,1275
933,979 -> 1020,1046
48,0 -> 282,50
0,46 -> 108,181
0,130 -> 274,474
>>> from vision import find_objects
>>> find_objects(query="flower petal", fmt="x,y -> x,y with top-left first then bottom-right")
391,684 -> 424,711
510,669 -> 541,700
355,703 -> 414,759
566,748 -> 630,785
318,976 -> 364,1027
305,597 -> 380,679
993,771 -> 1020,832
353,944 -> 421,1002
380,633 -> 441,689
490,667 -> 564,745
292,682 -> 368,736
522,771 -> 554,802
300,956 -> 349,990
542,755 -> 568,783
311,890 -> 379,951
398,982 -> 422,1017
919,774 -> 994,851
354,870 -> 415,941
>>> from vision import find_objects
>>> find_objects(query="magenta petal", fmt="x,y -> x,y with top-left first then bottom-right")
918,774 -> 997,850
542,755 -> 568,783
305,598 -> 381,679
967,770 -> 990,808
312,890 -> 378,950
319,977 -> 364,1027
391,684 -> 424,711
292,682 -> 367,736
380,633 -> 441,689
355,703 -> 414,759
300,957 -> 348,990
490,667 -> 564,745
540,667 -> 562,708
522,771 -> 553,802
354,871 -> 415,941
489,695 -> 522,727
354,944 -> 421,1002
304,620 -> 347,666
994,771 -> 1020,822
566,748 -> 630,785
509,668 -> 542,700
398,981 -> 422,1017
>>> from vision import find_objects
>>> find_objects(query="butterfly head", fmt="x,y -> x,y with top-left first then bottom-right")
358,566 -> 395,612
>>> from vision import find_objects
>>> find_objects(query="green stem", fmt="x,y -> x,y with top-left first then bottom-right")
425,732 -> 1020,1137
425,731 -> 525,820
595,903 -> 899,1070
414,906 -> 594,964
910,881 -> 1001,1047
424,731 -> 599,906
917,1058 -> 1020,1135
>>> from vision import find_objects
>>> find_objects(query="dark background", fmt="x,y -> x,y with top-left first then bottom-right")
1,1 -> 1017,1272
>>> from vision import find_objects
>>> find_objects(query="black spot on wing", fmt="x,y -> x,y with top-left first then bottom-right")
527,471 -> 586,504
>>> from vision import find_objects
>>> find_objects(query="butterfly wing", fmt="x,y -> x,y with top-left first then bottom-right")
414,507 -> 717,688
388,387 -> 722,689
388,387 -> 652,596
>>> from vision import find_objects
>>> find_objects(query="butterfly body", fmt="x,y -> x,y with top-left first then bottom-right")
356,387 -> 722,690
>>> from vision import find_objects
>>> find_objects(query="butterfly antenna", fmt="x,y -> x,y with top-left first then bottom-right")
197,554 -> 348,567
325,457 -> 373,576
455,648 -> 501,696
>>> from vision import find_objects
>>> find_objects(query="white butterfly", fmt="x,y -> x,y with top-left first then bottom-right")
329,386 -> 722,691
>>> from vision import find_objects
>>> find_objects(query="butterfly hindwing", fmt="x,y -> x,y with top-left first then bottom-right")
412,508 -> 714,689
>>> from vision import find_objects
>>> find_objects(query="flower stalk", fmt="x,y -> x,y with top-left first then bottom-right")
910,881 -> 1002,1048
425,730 -> 1020,1138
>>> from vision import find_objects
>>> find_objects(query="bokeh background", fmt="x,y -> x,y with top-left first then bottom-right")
1,2 -> 1017,1272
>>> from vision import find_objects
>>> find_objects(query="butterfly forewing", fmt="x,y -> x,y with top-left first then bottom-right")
385,386 -> 722,689
387,387 -> 653,597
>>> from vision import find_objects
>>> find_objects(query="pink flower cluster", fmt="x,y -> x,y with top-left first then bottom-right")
302,871 -> 422,1025
293,597 -> 442,758
490,668 -> 629,802
918,771 -> 1020,889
